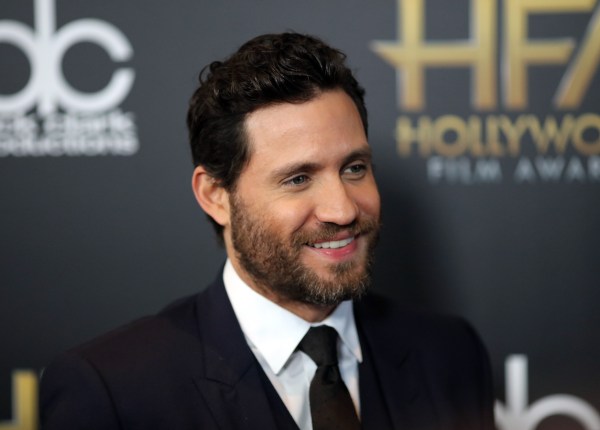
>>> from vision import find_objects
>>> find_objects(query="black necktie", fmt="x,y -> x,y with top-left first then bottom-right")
297,326 -> 361,430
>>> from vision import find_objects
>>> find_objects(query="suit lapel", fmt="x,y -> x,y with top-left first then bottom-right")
355,296 -> 438,430
191,277 -> 285,430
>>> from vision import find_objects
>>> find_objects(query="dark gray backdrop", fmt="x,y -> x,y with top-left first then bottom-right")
2,1 -> 599,429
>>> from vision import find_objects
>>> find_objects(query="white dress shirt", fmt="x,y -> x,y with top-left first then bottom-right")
223,259 -> 363,430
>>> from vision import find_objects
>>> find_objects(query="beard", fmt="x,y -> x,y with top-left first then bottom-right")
229,193 -> 380,307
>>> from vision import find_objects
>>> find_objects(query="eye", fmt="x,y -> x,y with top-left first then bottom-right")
343,163 -> 367,176
284,175 -> 309,187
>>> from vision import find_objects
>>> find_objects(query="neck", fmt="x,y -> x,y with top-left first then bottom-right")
270,298 -> 336,323
228,257 -> 337,323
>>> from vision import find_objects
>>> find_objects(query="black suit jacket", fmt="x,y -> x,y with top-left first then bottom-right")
40,276 -> 495,429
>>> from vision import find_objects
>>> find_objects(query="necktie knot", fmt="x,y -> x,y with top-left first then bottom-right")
298,325 -> 339,367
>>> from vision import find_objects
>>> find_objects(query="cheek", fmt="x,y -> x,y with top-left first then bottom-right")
260,199 -> 314,235
355,183 -> 381,218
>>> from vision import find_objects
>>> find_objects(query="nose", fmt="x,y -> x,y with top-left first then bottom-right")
313,179 -> 359,226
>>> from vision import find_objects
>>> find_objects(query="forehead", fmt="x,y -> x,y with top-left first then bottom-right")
242,90 -> 368,172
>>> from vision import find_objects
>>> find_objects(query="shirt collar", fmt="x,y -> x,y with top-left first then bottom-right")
223,259 -> 362,375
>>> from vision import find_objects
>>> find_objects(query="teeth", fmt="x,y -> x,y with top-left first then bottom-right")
311,237 -> 354,249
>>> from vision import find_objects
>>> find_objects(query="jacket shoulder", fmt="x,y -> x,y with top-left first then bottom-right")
356,293 -> 484,350
72,292 -> 201,367
40,291 -> 216,429
356,293 -> 496,429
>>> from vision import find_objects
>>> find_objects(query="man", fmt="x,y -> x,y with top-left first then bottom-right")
40,33 -> 495,429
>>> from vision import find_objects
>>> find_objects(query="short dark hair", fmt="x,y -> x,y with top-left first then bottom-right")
187,32 -> 368,239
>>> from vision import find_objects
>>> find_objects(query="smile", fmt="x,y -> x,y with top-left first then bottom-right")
309,236 -> 355,249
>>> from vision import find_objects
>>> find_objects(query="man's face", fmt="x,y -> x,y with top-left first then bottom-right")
224,90 -> 381,307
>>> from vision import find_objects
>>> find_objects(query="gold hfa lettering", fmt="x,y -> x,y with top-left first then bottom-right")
372,0 -> 600,111
504,0 -> 597,109
555,4 -> 600,108
371,0 -> 496,111
0,371 -> 38,430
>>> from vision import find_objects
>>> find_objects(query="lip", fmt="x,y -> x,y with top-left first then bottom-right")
305,234 -> 360,261
310,232 -> 355,245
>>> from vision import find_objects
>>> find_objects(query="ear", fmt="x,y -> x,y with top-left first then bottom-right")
191,166 -> 230,228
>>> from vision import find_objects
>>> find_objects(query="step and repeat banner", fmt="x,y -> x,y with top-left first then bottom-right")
1,0 -> 599,429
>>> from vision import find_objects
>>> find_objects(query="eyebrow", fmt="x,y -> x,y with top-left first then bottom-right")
342,147 -> 373,166
270,147 -> 373,182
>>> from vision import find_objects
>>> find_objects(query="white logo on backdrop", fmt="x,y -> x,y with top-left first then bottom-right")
495,355 -> 600,430
0,0 -> 138,156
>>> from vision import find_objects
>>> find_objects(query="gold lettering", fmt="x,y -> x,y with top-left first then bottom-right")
485,115 -> 505,156
467,116 -> 485,156
396,113 -> 600,158
503,0 -> 596,109
433,115 -> 469,157
0,371 -> 38,430
555,4 -> 600,108
572,113 -> 600,155
396,116 -> 433,156
372,0 -> 497,111
498,115 -> 529,155
528,115 -> 575,154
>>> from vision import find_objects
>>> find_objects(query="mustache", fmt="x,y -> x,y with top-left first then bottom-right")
294,218 -> 380,245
